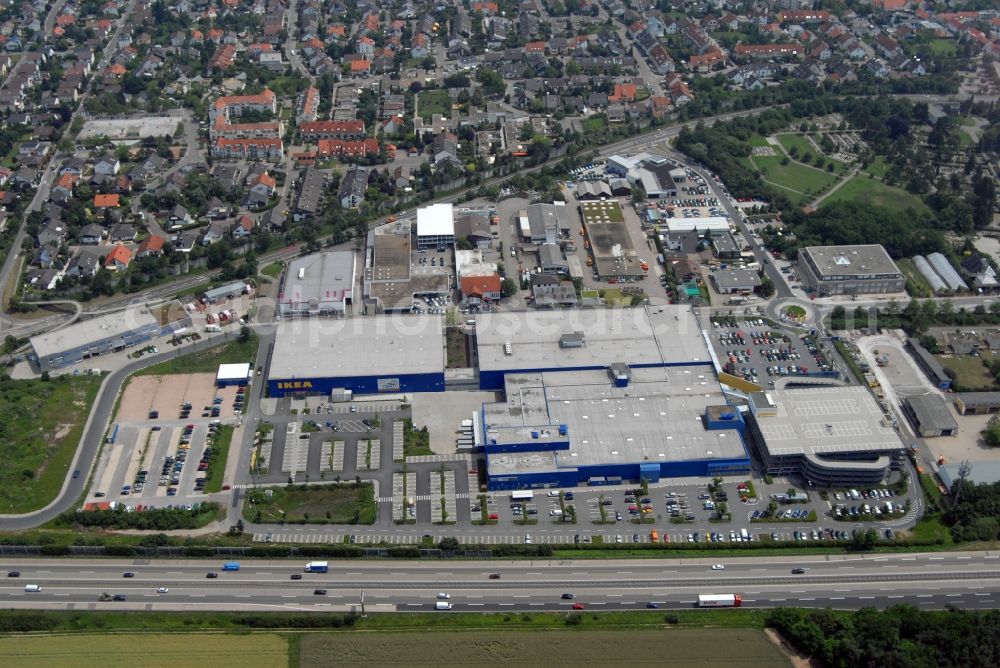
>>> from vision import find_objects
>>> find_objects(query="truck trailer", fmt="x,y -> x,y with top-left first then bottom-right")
304,561 -> 329,573
697,594 -> 742,608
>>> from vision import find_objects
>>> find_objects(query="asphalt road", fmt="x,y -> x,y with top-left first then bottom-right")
0,330 -> 242,529
2,552 -> 999,612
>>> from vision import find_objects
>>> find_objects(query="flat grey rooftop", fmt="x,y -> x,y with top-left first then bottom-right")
282,251 -> 355,303
269,315 -> 445,379
800,245 -> 901,278
906,393 -> 959,432
475,306 -> 711,372
484,367 -> 744,474
753,386 -> 904,457
31,309 -> 158,358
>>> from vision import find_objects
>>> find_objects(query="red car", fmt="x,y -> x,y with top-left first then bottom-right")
572,603 -> 585,610
488,513 -> 499,520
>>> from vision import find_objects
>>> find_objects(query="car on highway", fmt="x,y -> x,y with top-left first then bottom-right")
488,573 -> 500,579
791,568 -> 806,574
572,603 -> 585,610
314,589 -> 327,595
561,593 -> 574,600
437,593 -> 450,600
123,572 -> 135,578
156,587 -> 168,593
7,571 -> 19,577
206,572 -> 218,578
73,470 -> 80,479
291,574 -> 303,580
113,594 -> 126,601
711,564 -> 725,570
646,602 -> 660,609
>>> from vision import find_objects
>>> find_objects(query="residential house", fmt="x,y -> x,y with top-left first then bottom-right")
93,156 -> 120,176
109,223 -> 137,243
530,273 -> 577,307
338,167 -> 367,209
66,249 -> 101,278
960,253 -> 998,290
78,223 -> 105,245
103,244 -> 133,271
232,214 -> 255,239
460,273 -> 503,306
136,234 -> 166,258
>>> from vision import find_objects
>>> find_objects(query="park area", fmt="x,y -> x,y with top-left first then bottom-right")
748,155 -> 839,204
244,482 -> 377,524
299,628 -> 788,666
820,175 -> 930,215
0,633 -> 288,668
0,375 -> 102,513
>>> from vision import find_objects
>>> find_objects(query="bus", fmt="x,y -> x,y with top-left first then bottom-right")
511,491 -> 534,502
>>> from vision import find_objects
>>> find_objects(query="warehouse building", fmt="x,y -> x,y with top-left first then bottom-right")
906,338 -> 952,390
797,245 -> 905,296
266,315 -> 445,396
954,392 -> 1000,416
31,306 -> 190,372
903,394 -> 958,437
204,281 -> 250,303
279,251 -> 356,317
744,386 -> 906,485
216,363 -> 252,387
474,306 -> 712,390
478,367 -> 751,490
416,203 -> 455,249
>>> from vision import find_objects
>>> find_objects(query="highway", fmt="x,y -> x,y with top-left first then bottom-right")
1,552 -> 999,612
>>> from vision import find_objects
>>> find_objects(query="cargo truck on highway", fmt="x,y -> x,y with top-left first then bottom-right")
304,561 -> 329,573
697,594 -> 742,607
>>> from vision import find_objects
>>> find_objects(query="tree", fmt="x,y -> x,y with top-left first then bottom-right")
501,278 -> 518,297
438,536 -> 460,551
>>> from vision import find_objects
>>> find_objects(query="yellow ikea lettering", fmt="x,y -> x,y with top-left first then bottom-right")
278,381 -> 313,390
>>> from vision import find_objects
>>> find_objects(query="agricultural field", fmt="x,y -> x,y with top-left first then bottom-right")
299,629 -> 789,667
0,375 -> 102,512
245,482 -> 377,524
748,155 -> 839,200
0,633 -> 287,668
417,89 -> 452,120
820,175 -> 930,215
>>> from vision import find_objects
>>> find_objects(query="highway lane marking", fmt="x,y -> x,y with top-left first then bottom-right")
772,599 -> 786,602
236,595 -> 250,598
468,603 -> 484,607
615,571 -> 632,575
929,557 -> 944,561
946,594 -> 961,597
834,589 -> 850,592
975,593 -> 990,596
513,595 -> 529,598
859,596 -> 874,600
281,595 -> 295,598
829,597 -> 844,600
607,594 -> 622,597
919,601 -> 933,605
191,594 -> 205,598
957,556 -> 971,560
590,602 -> 606,605
888,596 -> 903,599
916,594 -> 932,598
525,572 -> 542,575
800,598 -> 814,601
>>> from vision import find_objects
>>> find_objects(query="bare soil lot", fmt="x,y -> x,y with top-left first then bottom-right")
118,374 -> 231,421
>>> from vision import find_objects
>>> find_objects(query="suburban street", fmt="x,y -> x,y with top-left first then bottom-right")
2,552 -> 1000,612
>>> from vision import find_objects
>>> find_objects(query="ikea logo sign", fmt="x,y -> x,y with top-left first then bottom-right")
277,381 -> 314,390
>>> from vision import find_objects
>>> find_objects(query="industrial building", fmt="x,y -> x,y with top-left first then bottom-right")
903,394 -> 958,437
474,306 -> 712,390
31,305 -> 191,372
416,203 -> 455,249
580,200 -> 644,279
266,315 -> 445,396
519,203 -> 572,244
797,245 -> 905,296
744,386 -> 906,485
906,338 -> 952,390
478,368 -> 750,490
204,281 -> 250,303
363,222 -> 449,313
279,251 -> 356,317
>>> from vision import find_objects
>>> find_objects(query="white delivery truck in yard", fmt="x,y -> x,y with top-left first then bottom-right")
304,561 -> 329,573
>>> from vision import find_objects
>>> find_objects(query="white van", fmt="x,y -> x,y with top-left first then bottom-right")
24,584 -> 41,592
435,601 -> 453,610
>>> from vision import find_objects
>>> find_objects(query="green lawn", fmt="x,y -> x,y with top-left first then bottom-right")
747,134 -> 770,148
404,419 -> 432,456
775,133 -> 814,159
862,156 -> 890,178
245,482 -> 377,524
261,262 -> 283,279
926,38 -> 957,57
136,336 -> 258,376
581,116 -> 605,135
957,127 -> 975,148
937,355 -> 996,391
749,155 -> 840,197
0,376 -> 103,513
417,89 -> 452,120
204,425 -> 233,494
820,175 -> 930,215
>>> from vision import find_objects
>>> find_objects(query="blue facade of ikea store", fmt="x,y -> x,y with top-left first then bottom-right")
486,456 -> 752,491
267,371 -> 445,397
484,405 -> 752,491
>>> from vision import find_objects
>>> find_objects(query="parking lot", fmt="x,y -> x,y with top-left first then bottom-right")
709,316 -> 834,387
